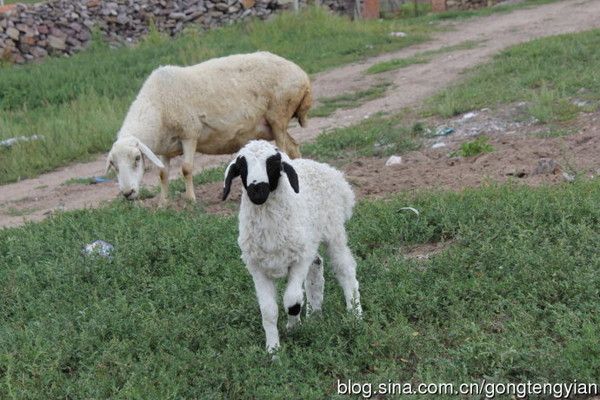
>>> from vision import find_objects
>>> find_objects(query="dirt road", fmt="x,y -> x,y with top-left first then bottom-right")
2,0 -> 599,228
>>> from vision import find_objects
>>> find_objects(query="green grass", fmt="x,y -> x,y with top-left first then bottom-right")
63,177 -> 97,186
310,82 -> 392,118
1,180 -> 600,398
366,40 -> 481,74
450,135 -> 494,158
0,7 -> 430,186
302,114 -> 422,163
168,165 -> 226,197
427,29 -> 600,121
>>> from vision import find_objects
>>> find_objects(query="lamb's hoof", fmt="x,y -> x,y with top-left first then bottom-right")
306,307 -> 322,318
286,315 -> 301,331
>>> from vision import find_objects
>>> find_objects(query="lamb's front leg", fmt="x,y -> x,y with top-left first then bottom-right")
283,259 -> 311,330
158,156 -> 171,206
250,268 -> 280,352
181,138 -> 197,202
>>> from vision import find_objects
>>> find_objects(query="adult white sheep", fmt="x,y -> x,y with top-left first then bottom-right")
105,51 -> 311,204
222,140 -> 362,352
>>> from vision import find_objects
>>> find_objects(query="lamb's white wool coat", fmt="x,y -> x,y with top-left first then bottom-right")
106,51 -> 311,203
226,140 -> 361,352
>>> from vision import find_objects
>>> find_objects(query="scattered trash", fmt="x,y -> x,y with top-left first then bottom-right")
83,240 -> 114,258
562,172 -> 576,183
533,158 -> 560,175
385,155 -> 402,166
434,127 -> 455,136
0,134 -> 44,149
390,31 -> 407,37
363,114 -> 370,120
399,207 -> 419,216
431,142 -> 446,149
91,176 -> 111,184
572,99 -> 589,107
461,111 -> 477,121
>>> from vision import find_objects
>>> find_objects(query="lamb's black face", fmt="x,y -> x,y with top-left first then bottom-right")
222,143 -> 299,205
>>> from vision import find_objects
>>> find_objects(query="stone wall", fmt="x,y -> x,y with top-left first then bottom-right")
0,0 -> 348,64
441,0 -> 499,11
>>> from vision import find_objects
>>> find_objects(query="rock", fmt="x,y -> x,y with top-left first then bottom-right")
48,34 -> 66,50
385,155 -> 402,166
533,158 -> 560,175
240,0 -> 256,8
6,26 -> 20,40
30,46 -> 48,58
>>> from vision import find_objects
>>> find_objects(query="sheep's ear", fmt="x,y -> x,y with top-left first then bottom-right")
137,140 -> 165,169
222,160 -> 241,201
282,161 -> 299,193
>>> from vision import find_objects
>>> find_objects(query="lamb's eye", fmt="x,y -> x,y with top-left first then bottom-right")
134,155 -> 141,164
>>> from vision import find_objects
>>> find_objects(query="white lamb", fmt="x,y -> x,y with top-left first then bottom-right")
105,52 -> 311,204
222,140 -> 362,352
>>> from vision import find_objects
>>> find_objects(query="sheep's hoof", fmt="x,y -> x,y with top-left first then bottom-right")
184,194 -> 196,203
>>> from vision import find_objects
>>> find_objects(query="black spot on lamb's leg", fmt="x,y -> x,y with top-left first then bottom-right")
313,256 -> 322,265
288,303 -> 301,316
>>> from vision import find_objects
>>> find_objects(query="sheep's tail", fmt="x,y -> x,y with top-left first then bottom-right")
294,86 -> 312,128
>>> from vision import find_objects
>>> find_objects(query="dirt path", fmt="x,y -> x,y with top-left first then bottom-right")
2,0 -> 600,228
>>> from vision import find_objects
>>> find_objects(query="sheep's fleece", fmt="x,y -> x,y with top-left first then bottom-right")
223,140 -> 362,352
106,51 -> 311,203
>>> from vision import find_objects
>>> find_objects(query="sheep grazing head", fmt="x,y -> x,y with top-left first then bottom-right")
105,137 -> 165,200
222,140 -> 299,205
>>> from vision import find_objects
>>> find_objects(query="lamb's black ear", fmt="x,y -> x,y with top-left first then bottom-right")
282,161 -> 299,193
222,159 -> 241,201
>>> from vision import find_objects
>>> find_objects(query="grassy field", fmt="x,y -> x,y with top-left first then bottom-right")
427,29 -> 600,122
310,82 -> 392,118
1,180 -> 599,398
0,7 -> 430,185
366,40 -> 480,74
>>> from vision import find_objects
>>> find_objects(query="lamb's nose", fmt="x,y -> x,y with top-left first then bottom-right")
246,182 -> 270,205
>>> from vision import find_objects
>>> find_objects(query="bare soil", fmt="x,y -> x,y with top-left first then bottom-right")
2,0 -> 600,228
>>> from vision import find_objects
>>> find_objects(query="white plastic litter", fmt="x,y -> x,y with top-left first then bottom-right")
399,207 -> 420,216
385,155 -> 402,166
461,112 -> 477,121
431,142 -> 446,149
83,240 -> 114,258
0,134 -> 44,149
390,31 -> 407,37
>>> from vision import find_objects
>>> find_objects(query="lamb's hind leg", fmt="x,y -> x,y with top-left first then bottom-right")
305,255 -> 324,316
326,234 -> 362,316
181,138 -> 196,202
283,259 -> 310,330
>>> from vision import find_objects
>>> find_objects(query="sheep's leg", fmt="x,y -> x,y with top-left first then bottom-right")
159,156 -> 170,206
269,119 -> 301,159
250,268 -> 280,353
181,138 -> 196,202
326,235 -> 362,317
283,260 -> 310,330
305,255 -> 324,316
